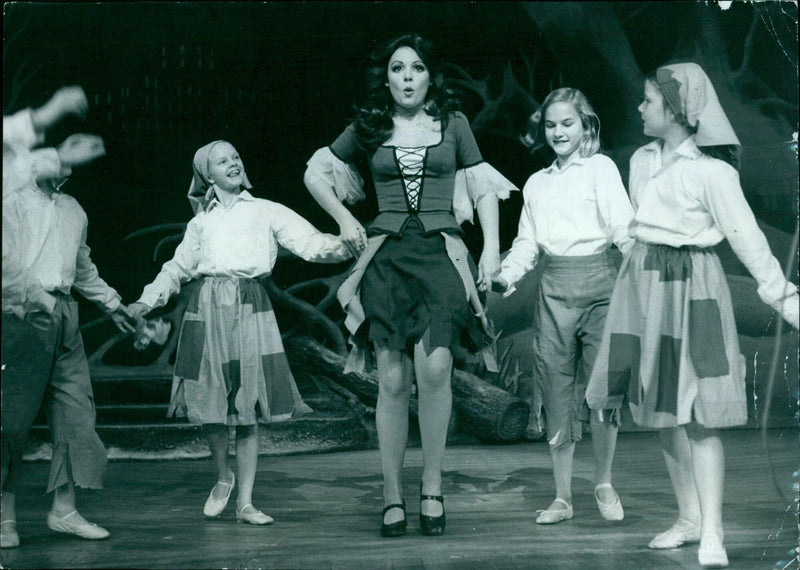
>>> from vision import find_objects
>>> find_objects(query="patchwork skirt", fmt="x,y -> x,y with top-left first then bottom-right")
168,276 -> 312,426
585,241 -> 747,429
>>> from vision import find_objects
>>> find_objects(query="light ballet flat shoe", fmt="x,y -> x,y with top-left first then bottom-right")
235,504 -> 273,525
46,511 -> 110,540
594,483 -> 624,521
648,517 -> 701,549
535,498 -> 573,524
1,520 -> 20,548
698,534 -> 729,568
203,472 -> 235,517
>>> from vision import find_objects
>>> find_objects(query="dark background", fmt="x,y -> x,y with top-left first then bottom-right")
4,2 -> 798,323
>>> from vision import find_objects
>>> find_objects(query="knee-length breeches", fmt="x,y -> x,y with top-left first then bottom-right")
1,296 -> 106,494
533,253 -> 617,449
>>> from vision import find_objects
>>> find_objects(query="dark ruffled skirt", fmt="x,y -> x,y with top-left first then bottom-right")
359,219 -> 484,359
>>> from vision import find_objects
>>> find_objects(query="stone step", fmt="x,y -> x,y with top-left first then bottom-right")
32,389 -> 346,424
25,373 -> 375,460
89,376 -> 178,405
94,403 -> 172,424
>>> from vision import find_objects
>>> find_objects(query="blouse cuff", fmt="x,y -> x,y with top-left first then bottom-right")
101,294 -> 122,314
306,147 -> 365,205
137,286 -> 168,312
453,162 -> 518,225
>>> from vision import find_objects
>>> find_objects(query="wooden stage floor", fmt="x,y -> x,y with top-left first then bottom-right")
1,429 -> 796,569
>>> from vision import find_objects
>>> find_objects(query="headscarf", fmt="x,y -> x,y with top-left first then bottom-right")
187,140 -> 252,214
656,62 -> 740,147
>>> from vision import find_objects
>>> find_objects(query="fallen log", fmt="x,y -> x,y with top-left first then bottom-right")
285,336 -> 529,442
452,369 -> 530,442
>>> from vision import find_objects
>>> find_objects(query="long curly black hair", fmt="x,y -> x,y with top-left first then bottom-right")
353,33 -> 460,151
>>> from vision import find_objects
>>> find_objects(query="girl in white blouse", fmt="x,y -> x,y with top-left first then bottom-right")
494,88 -> 634,526
129,141 -> 351,525
585,63 -> 798,568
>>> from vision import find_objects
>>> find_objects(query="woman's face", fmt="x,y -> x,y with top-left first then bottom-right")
207,142 -> 244,192
638,80 -> 672,138
386,46 -> 431,112
544,102 -> 585,163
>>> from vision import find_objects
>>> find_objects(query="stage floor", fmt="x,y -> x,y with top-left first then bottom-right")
1,429 -> 796,569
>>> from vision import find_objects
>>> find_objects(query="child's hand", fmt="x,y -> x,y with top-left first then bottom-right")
128,302 -> 151,320
491,275 -> 509,293
56,134 -> 106,173
477,249 -> 500,292
51,86 -> 90,119
109,304 -> 137,334
339,217 -> 367,257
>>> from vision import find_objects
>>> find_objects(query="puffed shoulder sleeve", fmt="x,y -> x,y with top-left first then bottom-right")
305,124 -> 365,205
451,113 -> 518,224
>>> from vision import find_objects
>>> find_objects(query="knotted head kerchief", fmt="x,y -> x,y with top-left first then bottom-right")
656,62 -> 740,147
187,140 -> 252,214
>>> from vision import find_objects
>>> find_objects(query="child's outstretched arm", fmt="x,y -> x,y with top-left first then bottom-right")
270,202 -> 353,264
701,165 -> 799,329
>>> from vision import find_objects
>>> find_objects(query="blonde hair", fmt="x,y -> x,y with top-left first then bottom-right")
521,88 -> 601,158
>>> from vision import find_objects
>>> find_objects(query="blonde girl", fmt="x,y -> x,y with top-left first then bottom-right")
494,88 -> 634,525
129,141 -> 352,525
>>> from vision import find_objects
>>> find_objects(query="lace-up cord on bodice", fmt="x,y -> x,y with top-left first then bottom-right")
395,146 -> 426,212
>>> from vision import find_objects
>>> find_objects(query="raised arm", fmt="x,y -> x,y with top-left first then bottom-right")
29,86 -> 89,133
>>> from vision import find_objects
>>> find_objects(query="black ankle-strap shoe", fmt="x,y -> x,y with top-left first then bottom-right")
420,492 -> 445,536
381,501 -> 407,537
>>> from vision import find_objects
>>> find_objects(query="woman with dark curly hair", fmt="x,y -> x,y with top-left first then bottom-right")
304,33 -> 517,537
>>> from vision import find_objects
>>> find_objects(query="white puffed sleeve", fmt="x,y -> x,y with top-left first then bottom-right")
304,147 -> 365,205
453,162 -> 518,225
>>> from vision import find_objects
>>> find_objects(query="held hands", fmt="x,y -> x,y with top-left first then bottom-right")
477,249 -> 500,293
109,304 -> 137,334
490,275 -> 509,294
127,302 -> 152,321
339,216 -> 368,258
56,134 -> 106,174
